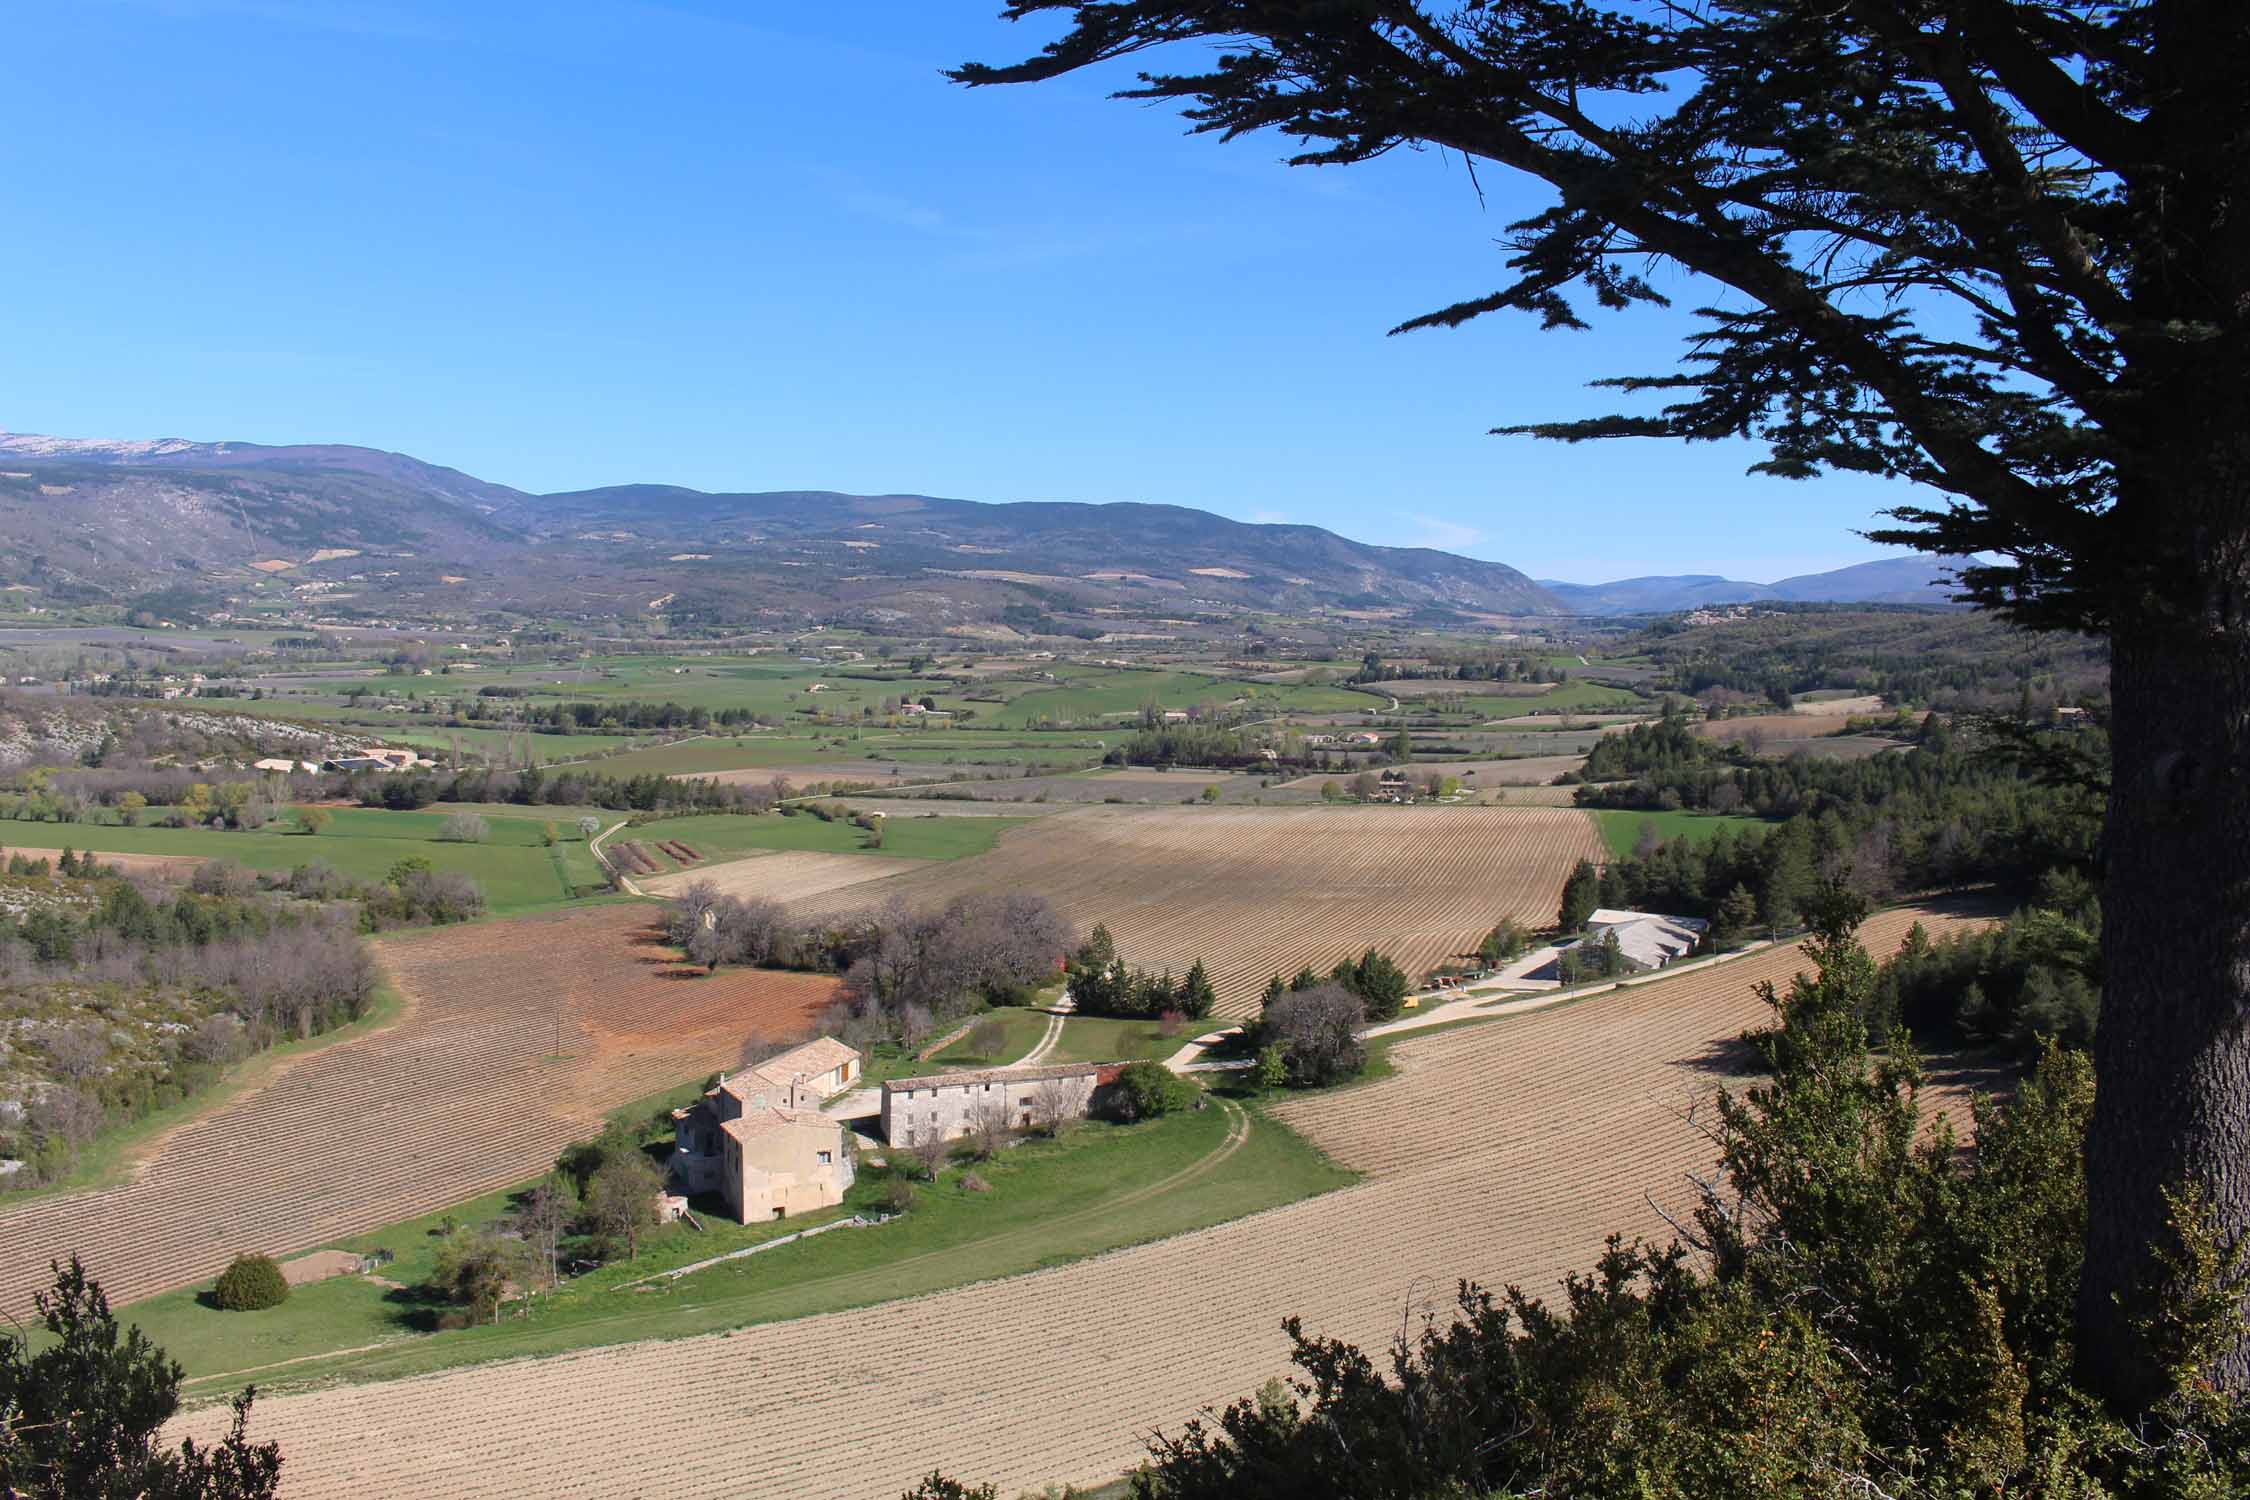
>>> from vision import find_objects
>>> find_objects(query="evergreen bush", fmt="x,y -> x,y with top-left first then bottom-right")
211,1252 -> 289,1311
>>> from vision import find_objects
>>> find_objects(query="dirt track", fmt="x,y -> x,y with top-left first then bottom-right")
176,905 -> 1985,1499
783,805 -> 1608,1015
0,906 -> 837,1314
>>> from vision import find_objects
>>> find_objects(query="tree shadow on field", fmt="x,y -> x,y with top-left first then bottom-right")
1673,1033 -> 1761,1079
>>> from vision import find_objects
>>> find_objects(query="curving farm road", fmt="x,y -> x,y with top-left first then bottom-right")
176,903 -> 1987,1499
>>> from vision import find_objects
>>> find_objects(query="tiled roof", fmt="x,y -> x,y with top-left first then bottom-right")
755,1036 -> 860,1078
719,1107 -> 829,1145
720,1036 -> 860,1101
883,1061 -> 1115,1094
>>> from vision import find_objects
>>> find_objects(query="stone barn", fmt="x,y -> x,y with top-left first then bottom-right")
879,1061 -> 1124,1147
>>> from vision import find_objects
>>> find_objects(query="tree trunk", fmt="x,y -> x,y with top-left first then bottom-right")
2077,1 -> 2250,1409
2079,507 -> 2250,1406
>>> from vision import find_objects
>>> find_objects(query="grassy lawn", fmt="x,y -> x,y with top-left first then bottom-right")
1588,808 -> 1773,860
3,808 -> 600,913
629,809 -> 1026,863
152,1095 -> 1351,1397
1044,1012 -> 1198,1066
926,1007 -> 1055,1067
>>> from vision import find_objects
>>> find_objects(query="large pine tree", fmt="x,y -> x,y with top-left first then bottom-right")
958,0 -> 2250,1406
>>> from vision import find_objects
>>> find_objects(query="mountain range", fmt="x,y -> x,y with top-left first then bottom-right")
0,430 -> 1959,626
1536,557 -> 1962,615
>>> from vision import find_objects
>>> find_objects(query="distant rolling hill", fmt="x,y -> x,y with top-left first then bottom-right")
0,430 -> 1563,623
1538,556 -> 1964,615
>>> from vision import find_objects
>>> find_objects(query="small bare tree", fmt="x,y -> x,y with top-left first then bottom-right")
908,1129 -> 951,1181
437,811 -> 488,844
965,1095 -> 1011,1160
1028,1074 -> 1093,1136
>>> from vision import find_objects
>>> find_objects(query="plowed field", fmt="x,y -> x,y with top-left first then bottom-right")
641,849 -> 924,902
0,906 -> 837,1314
786,805 -> 1608,1014
182,905 -> 1986,1499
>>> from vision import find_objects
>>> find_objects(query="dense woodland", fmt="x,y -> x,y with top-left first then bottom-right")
1635,608 -> 2110,713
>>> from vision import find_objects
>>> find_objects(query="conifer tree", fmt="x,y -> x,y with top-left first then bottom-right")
958,2 -> 2250,1397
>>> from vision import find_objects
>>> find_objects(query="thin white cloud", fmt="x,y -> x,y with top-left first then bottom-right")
1246,508 -> 1290,526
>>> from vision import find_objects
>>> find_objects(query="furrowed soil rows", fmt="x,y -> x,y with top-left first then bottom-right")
0,906 -> 837,1314
781,805 -> 1607,1016
179,904 -> 1983,1500
641,849 -> 925,903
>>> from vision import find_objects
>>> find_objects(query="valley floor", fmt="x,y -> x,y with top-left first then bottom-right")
173,904 -> 1987,1500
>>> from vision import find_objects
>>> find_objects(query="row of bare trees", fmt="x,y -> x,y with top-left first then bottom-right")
662,885 -> 1073,1046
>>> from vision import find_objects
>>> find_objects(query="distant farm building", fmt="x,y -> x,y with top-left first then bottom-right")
670,1038 -> 862,1223
1580,909 -> 1710,971
880,1061 -> 1122,1146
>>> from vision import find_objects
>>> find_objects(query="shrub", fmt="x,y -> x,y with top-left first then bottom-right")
189,859 -> 257,898
1258,983 -> 1365,1088
882,1175 -> 916,1213
211,1252 -> 290,1311
437,812 -> 488,844
1114,1060 -> 1198,1121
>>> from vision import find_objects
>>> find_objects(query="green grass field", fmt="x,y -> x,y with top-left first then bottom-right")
1484,680 -> 1650,719
927,1008 -> 1056,1067
1044,1012 -> 1199,1065
1,807 -> 602,913
589,727 -> 1126,780
148,1094 -> 1350,1396
1588,808 -> 1773,859
988,669 -> 1381,728
627,809 -> 1026,863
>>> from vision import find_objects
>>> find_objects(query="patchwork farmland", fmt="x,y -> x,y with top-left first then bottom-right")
781,804 -> 1609,1014
0,906 -> 838,1314
176,904 -> 1984,1499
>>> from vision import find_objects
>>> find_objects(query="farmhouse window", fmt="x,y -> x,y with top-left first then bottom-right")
816,1150 -> 832,1165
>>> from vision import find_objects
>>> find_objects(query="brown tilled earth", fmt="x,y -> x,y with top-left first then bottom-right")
178,905 -> 1988,1499
783,804 -> 1609,1015
641,848 -> 924,903
0,906 -> 838,1314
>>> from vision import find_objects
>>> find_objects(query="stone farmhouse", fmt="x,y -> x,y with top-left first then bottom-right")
670,1037 -> 862,1224
880,1061 -> 1124,1147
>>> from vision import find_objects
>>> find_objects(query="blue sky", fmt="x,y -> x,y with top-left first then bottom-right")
1,0 -> 1917,581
